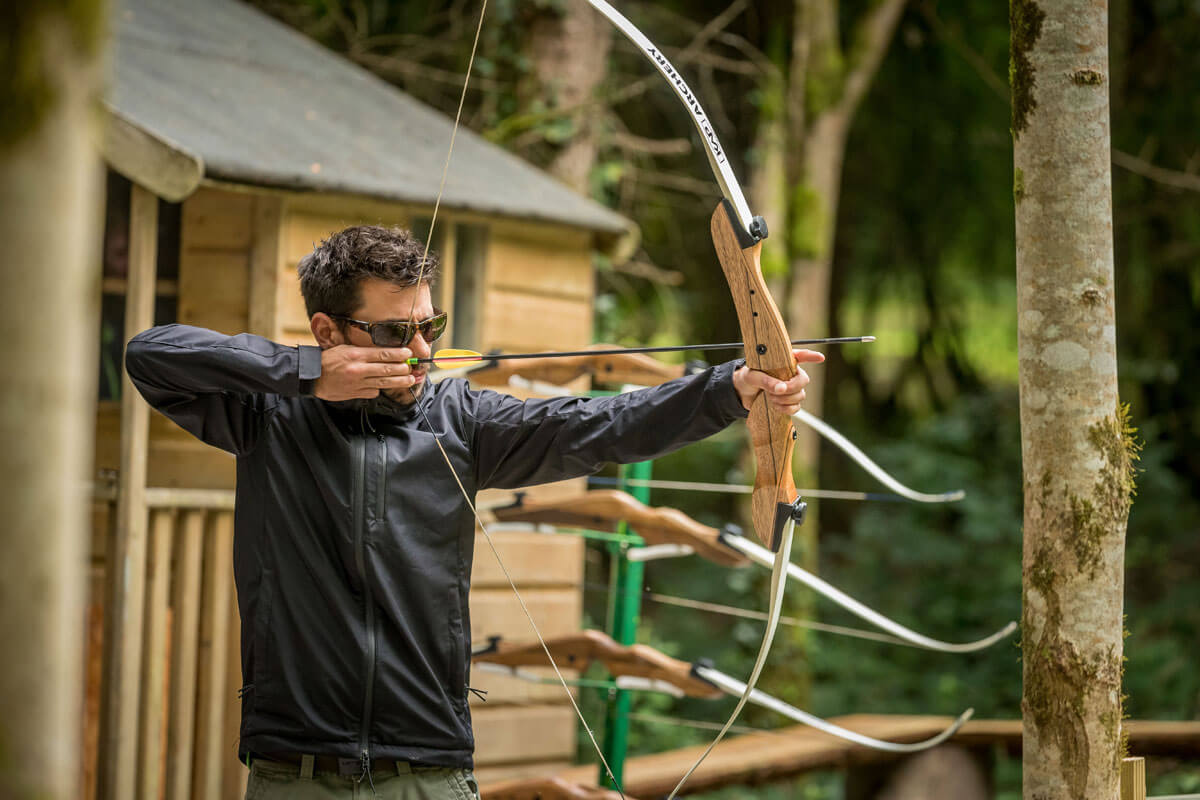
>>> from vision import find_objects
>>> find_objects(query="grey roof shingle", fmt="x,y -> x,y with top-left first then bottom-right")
110,0 -> 631,236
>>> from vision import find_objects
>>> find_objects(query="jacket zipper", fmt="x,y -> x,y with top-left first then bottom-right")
352,435 -> 377,773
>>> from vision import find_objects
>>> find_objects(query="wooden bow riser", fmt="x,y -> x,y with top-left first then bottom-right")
491,490 -> 748,567
710,202 -> 798,552
474,630 -> 722,699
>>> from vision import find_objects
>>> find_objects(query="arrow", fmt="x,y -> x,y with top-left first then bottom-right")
405,336 -> 874,369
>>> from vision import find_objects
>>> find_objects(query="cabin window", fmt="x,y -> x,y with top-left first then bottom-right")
410,218 -> 488,349
98,171 -> 182,401
451,223 -> 488,349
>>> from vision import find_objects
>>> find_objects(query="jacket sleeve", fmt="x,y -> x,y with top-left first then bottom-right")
124,324 -> 323,455
468,360 -> 749,490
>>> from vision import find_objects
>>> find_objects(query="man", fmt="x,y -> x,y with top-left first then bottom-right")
126,225 -> 820,800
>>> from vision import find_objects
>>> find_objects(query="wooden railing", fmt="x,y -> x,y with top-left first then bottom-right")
88,488 -> 245,800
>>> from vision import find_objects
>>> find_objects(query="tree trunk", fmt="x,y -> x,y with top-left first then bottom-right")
1012,1 -> 1133,798
0,5 -> 106,800
524,0 -> 613,193
783,0 -> 906,468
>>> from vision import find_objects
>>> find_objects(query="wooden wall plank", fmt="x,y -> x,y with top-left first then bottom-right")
487,229 -> 592,300
281,195 -> 412,239
177,250 -> 250,335
283,212 -> 349,265
181,189 -> 253,251
248,196 -> 284,338
471,533 -> 583,590
95,404 -> 236,491
470,589 -> 582,643
473,760 -> 575,787
136,510 -> 174,800
480,290 -> 592,353
165,511 -> 205,800
101,183 -> 158,800
276,264 -> 310,334
472,705 -> 577,765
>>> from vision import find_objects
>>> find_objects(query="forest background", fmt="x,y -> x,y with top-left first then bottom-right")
252,1 -> 1199,797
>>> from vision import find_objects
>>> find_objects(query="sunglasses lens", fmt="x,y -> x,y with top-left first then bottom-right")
422,313 -> 448,344
366,312 -> 448,347
374,323 -> 416,347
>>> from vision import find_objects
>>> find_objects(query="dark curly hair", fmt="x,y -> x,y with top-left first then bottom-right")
297,226 -> 439,318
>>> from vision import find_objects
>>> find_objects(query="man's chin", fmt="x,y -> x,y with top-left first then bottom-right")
383,385 -> 421,405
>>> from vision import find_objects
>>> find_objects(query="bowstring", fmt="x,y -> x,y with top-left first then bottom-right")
412,403 -> 627,799
404,4 -> 626,797
405,0 -> 488,323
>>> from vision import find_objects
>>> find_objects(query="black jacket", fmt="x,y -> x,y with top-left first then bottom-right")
125,324 -> 748,769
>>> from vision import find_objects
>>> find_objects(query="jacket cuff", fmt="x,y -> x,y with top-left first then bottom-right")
711,359 -> 750,421
297,345 -> 322,395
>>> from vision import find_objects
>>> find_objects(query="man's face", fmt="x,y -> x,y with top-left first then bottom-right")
340,277 -> 436,404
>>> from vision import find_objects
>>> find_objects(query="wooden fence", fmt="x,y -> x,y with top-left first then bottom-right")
87,489 -> 245,800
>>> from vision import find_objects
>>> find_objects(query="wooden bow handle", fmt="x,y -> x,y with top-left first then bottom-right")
474,630 -> 723,699
491,489 -> 747,567
711,201 -> 802,552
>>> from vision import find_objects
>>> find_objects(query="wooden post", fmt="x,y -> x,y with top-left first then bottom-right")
438,222 -> 457,344
248,195 -> 283,339
1120,757 -> 1146,800
0,6 -> 106,798
165,510 -> 205,800
192,512 -> 234,800
137,509 -> 175,800
100,183 -> 159,799
222,562 -> 249,800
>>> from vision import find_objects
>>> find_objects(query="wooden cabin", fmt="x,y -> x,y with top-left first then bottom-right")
89,1 -> 635,798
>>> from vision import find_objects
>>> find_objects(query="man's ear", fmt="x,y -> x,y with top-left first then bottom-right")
310,313 -> 343,349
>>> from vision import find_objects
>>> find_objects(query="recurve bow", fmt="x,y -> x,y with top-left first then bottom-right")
491,490 -> 747,567
475,631 -> 975,753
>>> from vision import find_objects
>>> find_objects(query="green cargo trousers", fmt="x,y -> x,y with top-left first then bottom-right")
244,757 -> 481,800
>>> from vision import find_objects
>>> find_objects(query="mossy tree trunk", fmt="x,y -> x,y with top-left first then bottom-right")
0,4 -> 106,799
1011,0 -> 1135,798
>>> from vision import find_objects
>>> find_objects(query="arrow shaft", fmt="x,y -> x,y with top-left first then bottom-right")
410,336 -> 873,365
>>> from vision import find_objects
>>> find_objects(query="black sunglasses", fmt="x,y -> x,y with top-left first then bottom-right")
330,310 -> 448,347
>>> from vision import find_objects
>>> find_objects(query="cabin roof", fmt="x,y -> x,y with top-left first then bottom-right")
108,0 -> 632,239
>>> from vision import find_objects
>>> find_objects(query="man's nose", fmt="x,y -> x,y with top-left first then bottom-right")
409,331 -> 433,358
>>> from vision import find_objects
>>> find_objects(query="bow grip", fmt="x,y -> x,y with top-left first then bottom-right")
711,200 -> 800,552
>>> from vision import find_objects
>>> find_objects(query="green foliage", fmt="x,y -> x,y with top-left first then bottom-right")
790,183 -> 829,260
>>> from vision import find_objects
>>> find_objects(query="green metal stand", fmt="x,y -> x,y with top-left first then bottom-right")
599,459 -> 652,789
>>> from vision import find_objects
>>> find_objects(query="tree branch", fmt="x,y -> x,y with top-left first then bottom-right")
1112,149 -> 1200,193
838,0 -> 909,118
